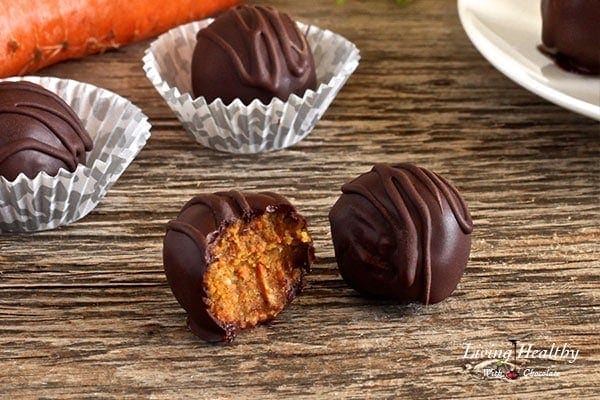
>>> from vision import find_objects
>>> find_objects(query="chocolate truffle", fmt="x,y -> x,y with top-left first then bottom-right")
328,164 -> 473,305
540,0 -> 600,75
191,5 -> 317,105
163,191 -> 314,343
0,81 -> 93,181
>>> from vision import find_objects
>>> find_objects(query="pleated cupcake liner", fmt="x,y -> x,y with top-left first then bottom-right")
142,19 -> 360,154
0,76 -> 151,233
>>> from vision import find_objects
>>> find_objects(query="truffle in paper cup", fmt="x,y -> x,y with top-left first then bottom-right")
142,19 -> 360,154
0,76 -> 151,233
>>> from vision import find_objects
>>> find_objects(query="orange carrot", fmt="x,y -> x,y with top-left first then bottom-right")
0,0 -> 242,77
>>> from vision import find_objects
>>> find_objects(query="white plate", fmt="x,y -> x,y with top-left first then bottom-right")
458,0 -> 600,121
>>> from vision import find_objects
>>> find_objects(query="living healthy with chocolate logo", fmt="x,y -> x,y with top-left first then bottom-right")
462,336 -> 580,381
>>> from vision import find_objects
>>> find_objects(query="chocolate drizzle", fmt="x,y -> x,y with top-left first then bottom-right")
191,5 -> 317,104
163,191 -> 315,343
166,191 -> 290,262
329,163 -> 473,305
0,138 -> 77,169
200,5 -> 311,92
0,81 -> 92,180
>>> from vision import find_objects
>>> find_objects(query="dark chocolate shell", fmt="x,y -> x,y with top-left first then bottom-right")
163,191 -> 314,343
191,5 -> 317,105
540,0 -> 600,75
0,81 -> 93,181
329,163 -> 473,305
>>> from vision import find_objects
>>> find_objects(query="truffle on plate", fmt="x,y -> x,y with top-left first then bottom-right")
0,81 -> 93,181
540,0 -> 600,75
329,163 -> 473,305
191,4 -> 317,105
163,191 -> 314,343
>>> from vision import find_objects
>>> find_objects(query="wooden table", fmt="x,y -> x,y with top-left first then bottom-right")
1,0 -> 598,398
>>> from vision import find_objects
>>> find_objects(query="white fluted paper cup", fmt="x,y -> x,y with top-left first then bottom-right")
142,19 -> 360,154
0,76 -> 151,233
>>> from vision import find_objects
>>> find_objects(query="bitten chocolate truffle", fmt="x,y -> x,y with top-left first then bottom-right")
540,0 -> 600,75
0,81 -> 93,181
191,5 -> 317,105
328,163 -> 473,305
163,191 -> 315,343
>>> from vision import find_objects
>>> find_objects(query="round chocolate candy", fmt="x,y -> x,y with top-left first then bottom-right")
191,5 -> 317,105
328,163 -> 473,305
540,0 -> 600,75
0,81 -> 93,181
163,191 -> 315,343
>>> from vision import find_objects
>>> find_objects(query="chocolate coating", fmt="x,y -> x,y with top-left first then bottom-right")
328,164 -> 473,305
0,81 -> 93,181
540,0 -> 600,75
163,191 -> 315,343
191,5 -> 317,105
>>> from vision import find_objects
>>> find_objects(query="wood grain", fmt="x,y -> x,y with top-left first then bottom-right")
1,0 -> 598,398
